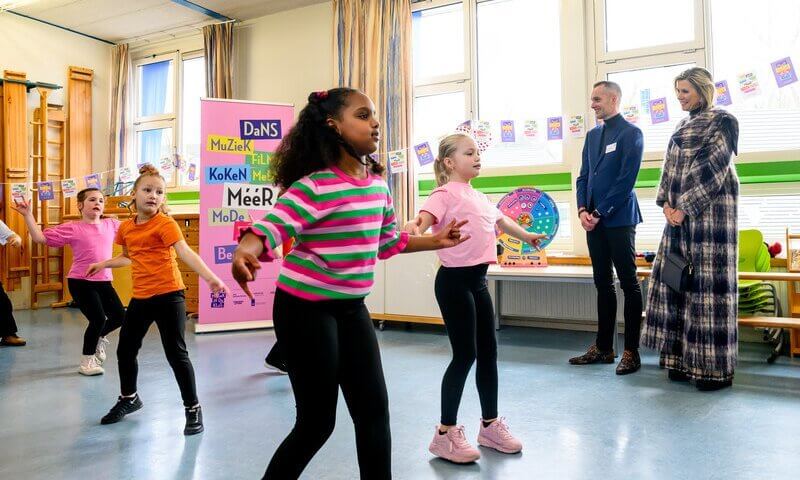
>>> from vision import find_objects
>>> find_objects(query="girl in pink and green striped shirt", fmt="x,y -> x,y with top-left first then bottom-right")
232,88 -> 468,480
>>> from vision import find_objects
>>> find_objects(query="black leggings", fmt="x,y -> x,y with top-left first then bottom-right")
116,290 -> 198,407
435,264 -> 498,426
0,282 -> 18,337
265,288 -> 390,480
67,279 -> 125,355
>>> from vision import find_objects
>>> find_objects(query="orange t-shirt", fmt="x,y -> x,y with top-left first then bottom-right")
116,212 -> 185,299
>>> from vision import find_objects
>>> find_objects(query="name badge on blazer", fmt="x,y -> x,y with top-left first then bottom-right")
605,142 -> 617,154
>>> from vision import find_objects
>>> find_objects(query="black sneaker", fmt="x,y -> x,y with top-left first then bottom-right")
696,379 -> 733,391
184,405 -> 204,435
667,369 -> 689,382
264,356 -> 288,375
101,395 -> 143,425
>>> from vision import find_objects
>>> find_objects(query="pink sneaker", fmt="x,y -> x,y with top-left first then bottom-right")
428,425 -> 481,463
477,417 -> 522,454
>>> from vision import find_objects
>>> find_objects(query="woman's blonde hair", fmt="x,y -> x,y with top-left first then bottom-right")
674,67 -> 715,111
433,133 -> 473,187
129,163 -> 169,215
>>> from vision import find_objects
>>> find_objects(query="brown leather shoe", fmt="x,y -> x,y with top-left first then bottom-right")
569,345 -> 615,365
615,349 -> 641,375
1,335 -> 26,347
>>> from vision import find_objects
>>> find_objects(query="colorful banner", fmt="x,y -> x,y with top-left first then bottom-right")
199,98 -> 293,331
414,142 -> 435,166
640,88 -> 651,114
11,183 -> 27,202
61,178 -> 77,198
37,181 -> 54,201
622,105 -> 639,124
388,150 -> 407,174
85,173 -> 101,189
568,115 -> 585,137
649,97 -> 669,124
737,71 -> 761,96
547,116 -> 563,140
500,120 -> 516,142
771,56 -> 798,88
474,121 -> 492,143
523,120 -> 539,140
715,80 -> 732,106
118,166 -> 134,183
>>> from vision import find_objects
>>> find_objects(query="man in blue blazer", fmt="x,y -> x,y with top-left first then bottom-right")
570,81 -> 644,375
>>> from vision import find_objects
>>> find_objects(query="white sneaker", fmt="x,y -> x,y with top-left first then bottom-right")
95,336 -> 110,364
79,355 -> 104,376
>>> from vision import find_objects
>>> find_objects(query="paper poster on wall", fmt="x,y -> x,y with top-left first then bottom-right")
522,120 -> 539,141
414,142 -> 435,166
474,121 -> 493,144
500,120 -> 515,142
771,57 -> 798,88
546,116 -> 563,140
118,166 -> 134,183
388,150 -> 407,174
199,98 -> 294,332
37,181 -> 54,201
188,164 -> 197,182
715,80 -> 733,106
11,183 -> 28,202
737,71 -> 761,96
568,115 -> 585,137
649,97 -> 669,124
61,179 -> 77,198
84,174 -> 101,189
640,88 -> 651,114
622,105 -> 639,124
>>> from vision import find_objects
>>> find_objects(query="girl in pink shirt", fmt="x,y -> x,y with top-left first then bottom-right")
405,133 -> 546,464
14,189 -> 125,376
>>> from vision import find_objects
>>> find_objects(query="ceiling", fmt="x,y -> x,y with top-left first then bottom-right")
5,0 -> 329,44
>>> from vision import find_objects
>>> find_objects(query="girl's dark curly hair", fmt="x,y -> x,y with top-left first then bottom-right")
269,88 -> 384,188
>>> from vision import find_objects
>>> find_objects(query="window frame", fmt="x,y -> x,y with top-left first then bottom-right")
593,0 -> 706,63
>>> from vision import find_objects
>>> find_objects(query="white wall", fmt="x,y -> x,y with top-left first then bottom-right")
1,13 -> 112,309
235,1 -> 334,113
0,12 -> 113,173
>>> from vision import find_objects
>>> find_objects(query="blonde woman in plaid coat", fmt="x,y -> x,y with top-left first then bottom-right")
642,67 -> 740,391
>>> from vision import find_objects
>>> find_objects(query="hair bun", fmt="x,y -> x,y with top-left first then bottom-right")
138,163 -> 159,176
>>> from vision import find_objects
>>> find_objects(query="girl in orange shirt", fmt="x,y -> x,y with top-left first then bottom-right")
88,164 -> 228,435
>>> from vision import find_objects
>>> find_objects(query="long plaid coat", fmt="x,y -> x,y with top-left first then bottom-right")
641,108 -> 740,381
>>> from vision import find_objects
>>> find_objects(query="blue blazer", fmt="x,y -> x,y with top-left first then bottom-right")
575,114 -> 643,228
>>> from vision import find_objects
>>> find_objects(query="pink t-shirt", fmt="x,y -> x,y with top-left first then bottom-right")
43,218 -> 120,281
420,181 -> 503,268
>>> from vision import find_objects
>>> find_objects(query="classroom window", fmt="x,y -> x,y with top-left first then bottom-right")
709,0 -> 800,153
603,0 -> 697,54
476,0 -> 562,167
132,51 -> 205,189
411,2 -> 467,84
606,62 -> 695,153
180,55 -> 206,187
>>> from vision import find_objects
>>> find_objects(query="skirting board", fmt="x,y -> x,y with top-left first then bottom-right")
194,320 -> 274,333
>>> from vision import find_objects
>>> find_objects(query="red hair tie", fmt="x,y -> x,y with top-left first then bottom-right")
315,90 -> 329,100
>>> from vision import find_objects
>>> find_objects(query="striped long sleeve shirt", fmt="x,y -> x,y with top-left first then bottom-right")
238,166 -> 409,301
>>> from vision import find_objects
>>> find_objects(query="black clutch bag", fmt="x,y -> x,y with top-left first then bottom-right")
661,224 -> 693,293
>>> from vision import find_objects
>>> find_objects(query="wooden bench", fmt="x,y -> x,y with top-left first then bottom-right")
739,316 -> 800,363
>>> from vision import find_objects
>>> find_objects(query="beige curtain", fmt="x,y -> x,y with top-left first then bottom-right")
333,0 -> 414,222
203,22 -> 235,99
108,43 -> 131,171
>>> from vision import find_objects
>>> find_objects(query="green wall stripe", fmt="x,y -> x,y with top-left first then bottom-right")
418,172 -> 572,196
418,160 -> 800,197
167,190 -> 200,205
